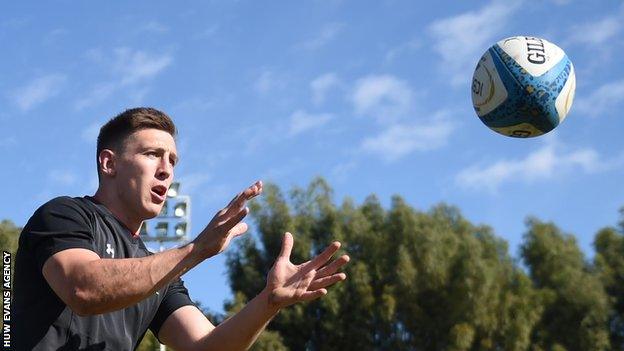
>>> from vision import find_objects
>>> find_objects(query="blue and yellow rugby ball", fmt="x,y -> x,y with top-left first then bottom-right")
471,36 -> 576,138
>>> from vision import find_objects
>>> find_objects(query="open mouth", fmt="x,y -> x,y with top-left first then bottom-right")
151,185 -> 168,201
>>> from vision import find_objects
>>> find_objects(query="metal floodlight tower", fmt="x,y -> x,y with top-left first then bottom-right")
141,181 -> 191,250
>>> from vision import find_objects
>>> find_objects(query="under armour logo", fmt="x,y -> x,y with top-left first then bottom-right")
106,243 -> 115,258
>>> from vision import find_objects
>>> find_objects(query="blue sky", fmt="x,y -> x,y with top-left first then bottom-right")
2,1 -> 623,314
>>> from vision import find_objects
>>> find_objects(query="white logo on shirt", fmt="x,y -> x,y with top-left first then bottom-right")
106,243 -> 115,258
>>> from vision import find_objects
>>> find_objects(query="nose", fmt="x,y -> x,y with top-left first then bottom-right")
156,158 -> 173,180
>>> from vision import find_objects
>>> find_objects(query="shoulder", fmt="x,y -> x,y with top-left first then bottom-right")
26,196 -> 96,233
36,196 -> 93,218
19,197 -> 98,264
41,196 -> 89,209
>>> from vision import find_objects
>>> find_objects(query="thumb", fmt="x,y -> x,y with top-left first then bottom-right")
278,232 -> 294,259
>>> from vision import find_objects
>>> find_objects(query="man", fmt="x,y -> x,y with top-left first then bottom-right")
13,107 -> 349,350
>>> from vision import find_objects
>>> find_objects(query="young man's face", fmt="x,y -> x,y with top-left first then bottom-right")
115,128 -> 178,221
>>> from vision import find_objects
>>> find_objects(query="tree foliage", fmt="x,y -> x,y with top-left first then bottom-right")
593,209 -> 624,350
521,218 -> 610,350
222,178 -> 620,350
136,330 -> 163,351
0,219 -> 20,255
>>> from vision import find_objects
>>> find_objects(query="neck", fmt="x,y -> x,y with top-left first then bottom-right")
93,187 -> 142,235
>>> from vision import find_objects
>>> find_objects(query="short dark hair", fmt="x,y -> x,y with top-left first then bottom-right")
96,107 -> 177,180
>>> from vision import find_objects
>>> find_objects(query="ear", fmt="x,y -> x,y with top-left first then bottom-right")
98,149 -> 117,177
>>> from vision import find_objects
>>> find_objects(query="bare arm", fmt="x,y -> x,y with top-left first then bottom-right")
43,245 -> 200,315
157,291 -> 278,351
158,232 -> 350,351
42,181 -> 263,316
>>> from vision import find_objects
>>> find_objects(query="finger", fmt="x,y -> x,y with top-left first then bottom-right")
240,180 -> 263,201
221,193 -> 247,217
316,255 -> 350,279
309,273 -> 346,290
222,186 -> 251,212
252,180 -> 263,194
299,289 -> 327,302
228,222 -> 248,238
278,232 -> 294,259
240,181 -> 261,201
223,181 -> 263,217
219,207 -> 249,235
306,241 -> 341,271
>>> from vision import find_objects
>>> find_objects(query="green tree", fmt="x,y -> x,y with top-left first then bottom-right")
0,219 -> 20,254
594,207 -> 624,350
387,202 -> 542,350
0,219 -> 20,286
225,178 -> 544,350
136,330 -> 163,351
521,218 -> 610,350
220,179 -> 623,350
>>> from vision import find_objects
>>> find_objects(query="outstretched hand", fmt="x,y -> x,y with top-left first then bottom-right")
193,181 -> 263,259
265,232 -> 350,309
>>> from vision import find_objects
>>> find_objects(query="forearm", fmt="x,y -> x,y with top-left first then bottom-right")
72,244 -> 201,315
199,289 -> 280,351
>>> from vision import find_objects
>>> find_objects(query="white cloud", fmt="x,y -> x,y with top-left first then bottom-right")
310,73 -> 340,105
12,74 -> 67,111
455,143 -> 612,193
298,22 -> 344,50
74,82 -> 117,111
75,48 -> 172,110
288,110 -> 332,136
568,16 -> 622,46
239,108 -> 333,155
575,79 -> 624,118
362,117 -> 455,162
114,48 -> 173,85
352,74 -> 414,123
353,76 -> 450,161
254,70 -> 286,94
384,38 -> 422,62
428,1 -> 520,87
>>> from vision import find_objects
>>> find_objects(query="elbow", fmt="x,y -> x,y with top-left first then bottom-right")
68,287 -> 100,316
